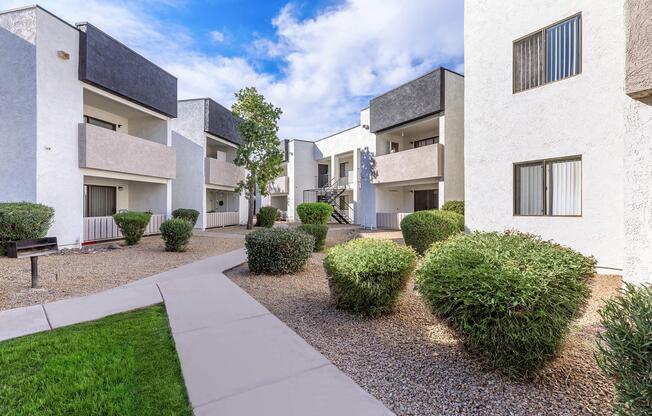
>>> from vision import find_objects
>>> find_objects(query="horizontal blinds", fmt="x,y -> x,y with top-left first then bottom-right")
547,159 -> 581,215
515,163 -> 544,215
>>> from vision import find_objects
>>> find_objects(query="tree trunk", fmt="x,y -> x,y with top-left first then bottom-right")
247,190 -> 255,230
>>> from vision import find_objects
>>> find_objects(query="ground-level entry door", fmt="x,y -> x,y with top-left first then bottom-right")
414,189 -> 438,211
318,164 -> 329,187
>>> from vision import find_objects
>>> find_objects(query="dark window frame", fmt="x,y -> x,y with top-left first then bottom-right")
513,155 -> 582,217
84,184 -> 117,217
84,115 -> 117,131
513,13 -> 582,94
413,136 -> 439,148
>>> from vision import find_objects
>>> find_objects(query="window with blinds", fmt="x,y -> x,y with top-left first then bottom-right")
514,157 -> 581,216
84,185 -> 117,217
513,14 -> 581,93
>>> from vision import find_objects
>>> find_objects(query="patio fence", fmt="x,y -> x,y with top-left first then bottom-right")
376,212 -> 410,230
206,211 -> 239,228
83,214 -> 165,242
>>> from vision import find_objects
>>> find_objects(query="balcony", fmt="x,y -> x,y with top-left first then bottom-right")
205,157 -> 245,188
373,144 -> 444,185
269,175 -> 289,195
78,123 -> 176,179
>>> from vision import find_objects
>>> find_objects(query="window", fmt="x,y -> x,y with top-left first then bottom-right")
84,185 -> 117,217
414,190 -> 438,211
390,142 -> 399,153
513,14 -> 581,93
414,137 -> 439,148
339,162 -> 349,178
514,157 -> 581,216
84,115 -> 117,131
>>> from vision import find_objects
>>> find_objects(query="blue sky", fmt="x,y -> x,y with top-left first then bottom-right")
1,0 -> 464,139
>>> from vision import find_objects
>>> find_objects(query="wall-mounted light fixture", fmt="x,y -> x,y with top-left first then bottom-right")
57,50 -> 70,60
362,124 -> 370,130
117,186 -> 124,191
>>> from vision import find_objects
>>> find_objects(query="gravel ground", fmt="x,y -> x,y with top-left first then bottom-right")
227,253 -> 619,416
0,235 -> 244,311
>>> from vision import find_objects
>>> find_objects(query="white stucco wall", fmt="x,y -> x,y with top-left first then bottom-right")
443,70 -> 465,202
287,140 -> 317,221
465,0 -> 625,271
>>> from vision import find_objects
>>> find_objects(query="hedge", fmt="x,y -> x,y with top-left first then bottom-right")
441,200 -> 464,216
297,224 -> 328,251
160,218 -> 194,252
324,238 -> 417,317
297,202 -> 333,224
597,283 -> 652,416
256,206 -> 279,228
0,202 -> 54,255
113,211 -> 152,245
400,210 -> 464,255
245,228 -> 314,274
171,208 -> 199,227
416,231 -> 595,378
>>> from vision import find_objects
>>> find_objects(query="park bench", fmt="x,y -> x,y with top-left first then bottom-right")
7,237 -> 58,288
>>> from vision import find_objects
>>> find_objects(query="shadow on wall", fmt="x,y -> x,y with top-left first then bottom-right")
360,147 -> 377,185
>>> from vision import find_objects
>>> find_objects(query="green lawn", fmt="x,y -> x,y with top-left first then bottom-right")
0,305 -> 192,416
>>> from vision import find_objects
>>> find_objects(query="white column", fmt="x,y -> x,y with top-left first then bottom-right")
352,148 -> 360,223
165,179 -> 173,218
330,154 -> 338,184
438,115 -> 446,204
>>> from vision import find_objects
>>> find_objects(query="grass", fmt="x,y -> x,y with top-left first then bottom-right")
0,305 -> 192,416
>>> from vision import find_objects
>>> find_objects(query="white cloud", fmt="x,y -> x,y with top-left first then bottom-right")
209,30 -> 224,43
0,0 -> 464,140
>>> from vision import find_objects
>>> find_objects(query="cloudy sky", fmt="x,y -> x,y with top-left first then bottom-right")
1,0 -> 464,140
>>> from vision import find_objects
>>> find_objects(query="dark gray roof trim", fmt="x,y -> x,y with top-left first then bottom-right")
78,23 -> 178,118
204,99 -> 243,146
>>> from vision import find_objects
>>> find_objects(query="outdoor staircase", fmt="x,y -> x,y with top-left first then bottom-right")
314,177 -> 353,224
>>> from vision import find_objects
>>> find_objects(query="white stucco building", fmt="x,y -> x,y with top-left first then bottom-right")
1,5 -> 178,247
465,0 -> 652,284
171,98 -> 248,229
265,68 -> 465,229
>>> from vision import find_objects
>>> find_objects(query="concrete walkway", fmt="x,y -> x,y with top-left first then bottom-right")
0,248 -> 393,416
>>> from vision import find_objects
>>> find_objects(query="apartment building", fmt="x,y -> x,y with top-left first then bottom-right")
465,0 -> 652,284
0,6 -> 177,248
265,68 -> 464,229
171,99 -> 248,229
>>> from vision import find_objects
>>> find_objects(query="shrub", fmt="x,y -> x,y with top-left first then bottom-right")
441,200 -> 464,216
400,210 -> 464,255
171,208 -> 199,227
298,224 -> 328,251
416,231 -> 595,378
0,202 -> 54,255
297,202 -> 333,224
113,211 -> 152,245
324,238 -> 417,317
256,206 -> 279,228
160,218 -> 194,252
245,228 -> 314,274
596,283 -> 652,416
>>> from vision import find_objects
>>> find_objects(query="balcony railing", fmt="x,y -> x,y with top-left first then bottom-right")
205,157 -> 246,188
269,175 -> 289,195
78,123 -> 176,179
373,144 -> 444,184
206,212 -> 239,228
83,214 -> 164,242
376,212 -> 410,230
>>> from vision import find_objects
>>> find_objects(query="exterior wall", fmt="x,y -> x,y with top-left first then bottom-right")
84,176 -> 130,211
376,183 -> 440,213
625,0 -> 652,98
128,181 -> 168,214
465,0 -> 625,270
373,144 -> 443,184
35,8 -> 84,248
0,8 -> 37,202
287,140 -> 317,221
442,70 -> 465,201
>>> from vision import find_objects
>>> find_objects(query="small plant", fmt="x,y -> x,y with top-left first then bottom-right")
298,224 -> 328,251
400,210 -> 464,255
113,211 -> 152,245
171,208 -> 200,227
0,202 -> 54,255
256,206 -> 279,228
416,231 -> 595,378
160,218 -> 194,252
245,228 -> 314,274
297,202 -> 333,224
324,238 -> 416,317
441,200 -> 464,216
596,283 -> 652,416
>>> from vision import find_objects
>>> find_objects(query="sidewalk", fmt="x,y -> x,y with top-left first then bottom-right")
0,248 -> 393,416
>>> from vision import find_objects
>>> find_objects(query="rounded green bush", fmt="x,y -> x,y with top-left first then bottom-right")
400,210 -> 464,255
256,206 -> 279,228
597,283 -> 652,416
0,202 -> 54,255
416,231 -> 595,378
441,200 -> 464,216
245,228 -> 314,274
113,211 -> 152,245
297,202 -> 333,224
171,208 -> 199,227
324,238 -> 417,317
160,218 -> 194,252
297,224 -> 328,251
